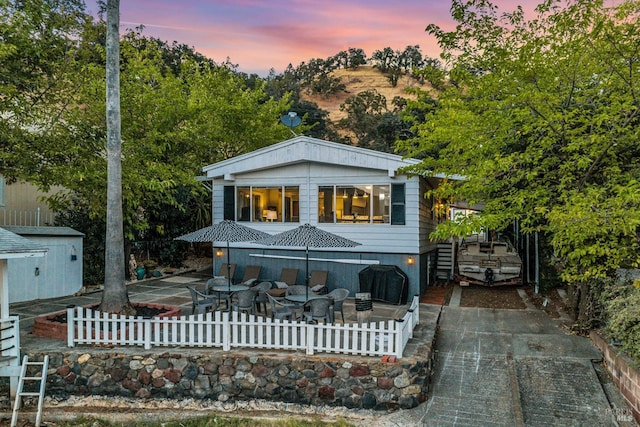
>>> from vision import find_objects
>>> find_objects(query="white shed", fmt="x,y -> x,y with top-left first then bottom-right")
2,226 -> 83,303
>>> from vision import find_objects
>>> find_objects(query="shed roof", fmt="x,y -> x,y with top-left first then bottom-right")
2,226 -> 84,237
202,136 -> 421,180
0,227 -> 48,258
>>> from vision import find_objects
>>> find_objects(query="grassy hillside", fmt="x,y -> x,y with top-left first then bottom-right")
300,66 -> 431,124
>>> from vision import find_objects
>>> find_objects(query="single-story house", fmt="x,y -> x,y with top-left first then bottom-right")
198,136 -> 445,300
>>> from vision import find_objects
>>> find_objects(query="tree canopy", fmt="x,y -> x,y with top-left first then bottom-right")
398,0 -> 640,283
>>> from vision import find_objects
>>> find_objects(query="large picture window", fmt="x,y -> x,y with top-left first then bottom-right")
318,185 -> 390,224
235,186 -> 299,222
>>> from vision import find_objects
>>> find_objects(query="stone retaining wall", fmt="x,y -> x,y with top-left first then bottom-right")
25,349 -> 433,411
591,332 -> 640,424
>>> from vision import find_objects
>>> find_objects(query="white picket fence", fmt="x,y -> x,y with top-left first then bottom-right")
67,296 -> 420,358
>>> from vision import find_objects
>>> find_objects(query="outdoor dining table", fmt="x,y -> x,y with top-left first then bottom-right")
210,284 -> 250,293
209,284 -> 250,310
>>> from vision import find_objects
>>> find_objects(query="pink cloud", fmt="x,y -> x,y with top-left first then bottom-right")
85,0 -> 538,75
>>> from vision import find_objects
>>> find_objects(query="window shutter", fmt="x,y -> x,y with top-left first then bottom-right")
390,184 -> 405,225
223,186 -> 235,220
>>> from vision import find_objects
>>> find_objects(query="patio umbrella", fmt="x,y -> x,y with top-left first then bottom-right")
254,223 -> 361,299
175,220 -> 270,291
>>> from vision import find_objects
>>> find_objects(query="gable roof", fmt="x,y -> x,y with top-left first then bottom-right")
0,227 -> 48,259
202,136 -> 421,180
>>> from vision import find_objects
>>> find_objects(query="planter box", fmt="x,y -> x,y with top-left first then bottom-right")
32,303 -> 181,341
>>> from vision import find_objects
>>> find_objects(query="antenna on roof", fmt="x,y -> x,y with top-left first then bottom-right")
280,111 -> 302,136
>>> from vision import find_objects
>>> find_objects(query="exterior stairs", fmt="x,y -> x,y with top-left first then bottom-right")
436,241 -> 456,283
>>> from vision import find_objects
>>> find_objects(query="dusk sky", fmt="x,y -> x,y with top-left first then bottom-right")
85,0 -> 526,76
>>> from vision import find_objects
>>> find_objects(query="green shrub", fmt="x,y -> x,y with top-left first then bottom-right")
602,278 -> 640,365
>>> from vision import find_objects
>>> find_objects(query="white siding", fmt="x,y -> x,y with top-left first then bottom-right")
211,164 -> 420,253
8,235 -> 83,303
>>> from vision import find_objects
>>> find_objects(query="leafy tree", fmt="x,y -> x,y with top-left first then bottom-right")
291,100 -> 343,141
413,57 -> 446,90
371,47 -> 396,72
346,48 -> 367,68
0,0 -> 89,180
398,45 -> 424,72
339,89 -> 387,143
399,0 -> 640,322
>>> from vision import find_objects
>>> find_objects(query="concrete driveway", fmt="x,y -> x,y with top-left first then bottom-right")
380,289 -> 637,427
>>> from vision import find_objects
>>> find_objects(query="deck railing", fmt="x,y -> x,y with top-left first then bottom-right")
67,296 -> 420,358
0,316 -> 22,389
0,208 -> 55,226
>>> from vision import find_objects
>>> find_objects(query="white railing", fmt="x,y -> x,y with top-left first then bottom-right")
0,208 -> 55,226
67,296 -> 420,359
0,316 -> 21,383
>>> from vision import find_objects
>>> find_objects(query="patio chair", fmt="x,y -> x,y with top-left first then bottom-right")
187,286 -> 218,315
218,263 -> 236,281
279,268 -> 298,285
327,288 -> 349,323
308,270 -> 328,295
302,297 -> 333,324
206,277 -> 231,309
251,280 -> 273,314
285,285 -> 307,296
230,289 -> 256,315
238,265 -> 261,286
266,293 -> 296,321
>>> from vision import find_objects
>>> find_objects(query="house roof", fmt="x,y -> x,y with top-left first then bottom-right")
202,136 -> 421,180
0,227 -> 48,259
2,226 -> 84,237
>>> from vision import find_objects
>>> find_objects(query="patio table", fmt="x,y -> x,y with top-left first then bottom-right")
210,284 -> 250,293
209,284 -> 250,310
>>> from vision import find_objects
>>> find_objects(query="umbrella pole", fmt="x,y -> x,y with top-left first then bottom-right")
227,240 -> 231,292
306,246 -> 309,300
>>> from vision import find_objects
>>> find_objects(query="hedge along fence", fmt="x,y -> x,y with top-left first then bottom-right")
67,296 -> 421,359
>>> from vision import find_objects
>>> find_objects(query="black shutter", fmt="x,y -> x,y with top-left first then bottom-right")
390,184 -> 405,225
223,186 -> 235,220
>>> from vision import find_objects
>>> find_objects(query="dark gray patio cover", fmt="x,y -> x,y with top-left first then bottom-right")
175,220 -> 270,290
254,223 -> 360,298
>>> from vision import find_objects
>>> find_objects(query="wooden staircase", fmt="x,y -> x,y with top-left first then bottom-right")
436,241 -> 456,283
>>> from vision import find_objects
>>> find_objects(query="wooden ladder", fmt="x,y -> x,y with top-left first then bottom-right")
11,355 -> 49,427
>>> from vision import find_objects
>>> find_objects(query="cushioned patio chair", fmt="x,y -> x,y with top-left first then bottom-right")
308,270 -> 328,295
218,263 -> 236,281
327,288 -> 349,323
238,265 -> 261,285
187,286 -> 218,315
279,268 -> 298,285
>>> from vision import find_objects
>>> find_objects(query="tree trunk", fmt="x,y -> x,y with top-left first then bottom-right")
100,0 -> 134,315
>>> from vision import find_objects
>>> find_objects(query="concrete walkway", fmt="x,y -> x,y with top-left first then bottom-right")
379,285 -> 638,427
